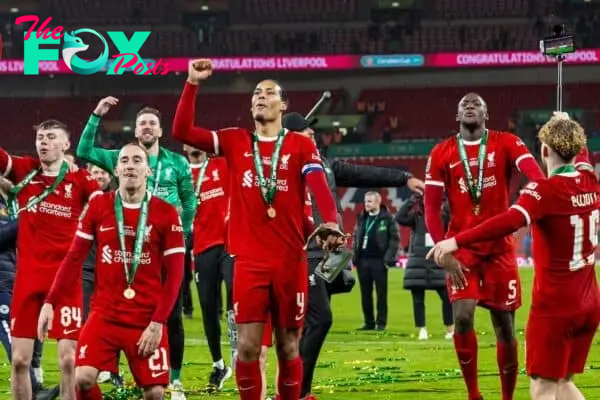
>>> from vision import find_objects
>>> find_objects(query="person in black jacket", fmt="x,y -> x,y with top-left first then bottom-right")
396,193 -> 454,340
281,112 -> 424,399
353,192 -> 400,331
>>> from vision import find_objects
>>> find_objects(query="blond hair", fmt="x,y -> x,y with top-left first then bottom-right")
538,117 -> 587,162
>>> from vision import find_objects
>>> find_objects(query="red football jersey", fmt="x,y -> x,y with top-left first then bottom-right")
512,169 -> 600,317
191,157 -> 229,254
0,150 -> 100,275
208,128 -> 323,262
426,130 -> 534,255
77,192 -> 185,328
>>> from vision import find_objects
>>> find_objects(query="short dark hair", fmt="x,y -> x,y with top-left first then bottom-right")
34,119 -> 70,138
136,106 -> 161,121
120,141 -> 149,162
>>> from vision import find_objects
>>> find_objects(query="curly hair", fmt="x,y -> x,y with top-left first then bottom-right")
537,117 -> 587,162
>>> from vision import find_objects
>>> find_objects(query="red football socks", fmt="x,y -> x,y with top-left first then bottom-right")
76,384 -> 102,400
235,359 -> 262,400
277,356 -> 303,400
497,339 -> 518,400
453,330 -> 481,400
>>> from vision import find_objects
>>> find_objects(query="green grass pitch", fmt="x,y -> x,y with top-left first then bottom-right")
1,267 -> 599,399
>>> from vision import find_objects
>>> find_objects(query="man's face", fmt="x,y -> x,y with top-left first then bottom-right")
115,145 -> 150,190
35,127 -> 70,164
251,80 -> 287,123
89,165 -> 111,190
364,194 -> 380,212
135,113 -> 162,149
456,93 -> 488,128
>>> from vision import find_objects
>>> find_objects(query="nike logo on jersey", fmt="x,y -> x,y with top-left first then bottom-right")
295,314 -> 305,321
449,161 -> 462,169
99,226 -> 114,232
505,300 -> 517,306
63,329 -> 78,335
151,371 -> 168,378
243,152 -> 253,157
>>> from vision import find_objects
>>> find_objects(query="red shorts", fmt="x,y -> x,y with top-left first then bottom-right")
10,271 -> 82,340
262,317 -> 273,347
233,256 -> 308,329
526,308 -> 600,380
448,250 -> 521,311
76,311 -> 170,387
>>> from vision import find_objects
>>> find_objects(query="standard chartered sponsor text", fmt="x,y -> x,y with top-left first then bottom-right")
200,188 -> 225,202
212,57 -> 329,70
113,249 -> 152,265
456,51 -> 599,65
38,202 -> 72,218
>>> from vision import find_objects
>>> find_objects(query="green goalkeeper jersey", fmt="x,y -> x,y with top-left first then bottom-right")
76,114 -> 196,236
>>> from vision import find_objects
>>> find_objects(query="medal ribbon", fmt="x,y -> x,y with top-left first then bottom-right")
252,129 -> 286,207
194,159 -> 210,198
114,191 -> 149,288
7,161 -> 69,220
151,161 -> 162,195
549,164 -> 576,177
456,130 -> 489,207
362,215 -> 378,248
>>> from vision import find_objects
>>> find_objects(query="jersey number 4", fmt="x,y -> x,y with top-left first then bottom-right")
570,210 -> 599,271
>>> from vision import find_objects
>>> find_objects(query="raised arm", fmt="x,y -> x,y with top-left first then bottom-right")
172,60 -> 225,154
76,97 -> 120,174
395,195 -> 417,227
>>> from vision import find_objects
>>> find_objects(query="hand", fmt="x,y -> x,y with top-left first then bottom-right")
441,253 -> 469,290
37,303 -> 54,341
0,176 -> 14,194
426,238 -> 459,266
188,59 -> 213,85
407,177 -> 425,194
93,96 -> 119,117
306,222 -> 348,251
137,321 -> 163,357
552,111 -> 569,121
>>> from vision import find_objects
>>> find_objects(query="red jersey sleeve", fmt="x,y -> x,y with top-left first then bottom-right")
172,81 -> 245,158
45,196 -> 99,305
0,148 -> 39,182
298,135 -> 324,177
152,203 -> 186,323
502,133 -> 544,180
425,146 -> 446,188
511,180 -> 551,225
424,146 -> 446,243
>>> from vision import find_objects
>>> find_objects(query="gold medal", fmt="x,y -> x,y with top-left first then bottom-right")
473,205 -> 480,216
267,206 -> 276,219
123,287 -> 136,300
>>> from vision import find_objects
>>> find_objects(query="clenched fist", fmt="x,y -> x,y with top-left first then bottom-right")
187,59 -> 213,85
93,96 -> 119,117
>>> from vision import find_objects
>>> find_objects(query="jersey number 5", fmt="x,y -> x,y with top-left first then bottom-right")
569,210 -> 599,271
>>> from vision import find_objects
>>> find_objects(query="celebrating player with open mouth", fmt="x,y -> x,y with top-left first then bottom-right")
38,142 -> 185,400
424,93 -> 545,400
0,120 -> 101,400
172,59 -> 345,400
427,113 -> 599,400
